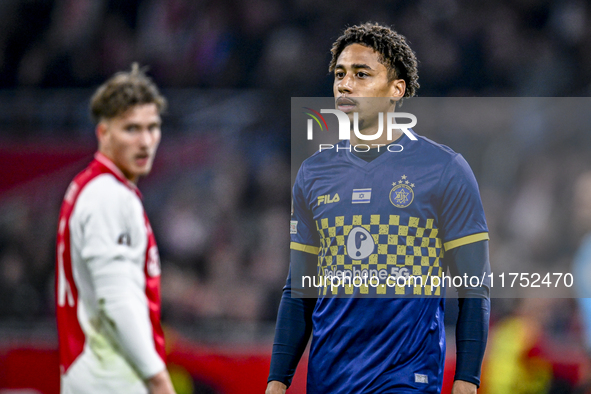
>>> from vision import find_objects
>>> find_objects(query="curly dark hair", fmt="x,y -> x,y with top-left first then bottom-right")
329,22 -> 419,99
90,63 -> 167,123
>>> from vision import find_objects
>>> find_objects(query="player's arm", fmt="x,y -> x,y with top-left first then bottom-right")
148,370 -> 176,394
267,166 -> 318,393
77,178 -> 173,390
267,251 -> 317,393
438,154 -> 491,392
446,240 -> 491,391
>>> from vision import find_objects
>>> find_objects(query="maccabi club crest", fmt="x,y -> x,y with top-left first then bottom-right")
389,175 -> 415,208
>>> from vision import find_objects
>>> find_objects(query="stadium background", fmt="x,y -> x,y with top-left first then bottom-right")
0,0 -> 591,393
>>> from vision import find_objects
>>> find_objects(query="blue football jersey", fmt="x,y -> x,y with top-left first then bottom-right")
290,132 -> 489,393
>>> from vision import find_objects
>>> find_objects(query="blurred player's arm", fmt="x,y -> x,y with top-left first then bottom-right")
148,370 -> 176,394
78,179 -> 174,392
267,249 -> 317,393
447,240 -> 491,393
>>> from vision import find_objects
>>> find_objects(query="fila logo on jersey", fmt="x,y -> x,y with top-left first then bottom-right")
318,193 -> 340,205
346,227 -> 375,260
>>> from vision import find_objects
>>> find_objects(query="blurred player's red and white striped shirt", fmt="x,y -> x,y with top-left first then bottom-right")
56,152 -> 165,393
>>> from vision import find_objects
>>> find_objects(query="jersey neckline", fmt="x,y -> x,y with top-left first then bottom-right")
94,152 -> 141,197
343,133 -> 409,171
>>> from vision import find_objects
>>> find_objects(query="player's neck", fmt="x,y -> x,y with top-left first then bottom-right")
96,149 -> 139,185
350,128 -> 404,147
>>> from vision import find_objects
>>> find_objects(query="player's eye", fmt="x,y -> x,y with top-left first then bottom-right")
125,125 -> 140,132
357,72 -> 368,78
148,124 -> 160,132
335,72 -> 345,79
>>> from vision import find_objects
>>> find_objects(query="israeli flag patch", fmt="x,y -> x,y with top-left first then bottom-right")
352,188 -> 371,204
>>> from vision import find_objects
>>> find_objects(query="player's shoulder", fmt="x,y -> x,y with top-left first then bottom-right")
299,140 -> 348,171
304,143 -> 339,162
84,173 -> 132,196
411,132 -> 476,173
411,133 -> 460,163
76,173 -> 137,212
299,140 -> 348,174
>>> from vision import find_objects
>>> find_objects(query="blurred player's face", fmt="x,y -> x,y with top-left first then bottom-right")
333,44 -> 406,140
97,103 -> 161,184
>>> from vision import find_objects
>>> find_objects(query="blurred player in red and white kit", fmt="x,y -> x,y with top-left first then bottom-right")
55,64 -> 176,394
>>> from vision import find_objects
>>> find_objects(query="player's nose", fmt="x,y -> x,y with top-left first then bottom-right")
337,75 -> 353,95
138,128 -> 154,147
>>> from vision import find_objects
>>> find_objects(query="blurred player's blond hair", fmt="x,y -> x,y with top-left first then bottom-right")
90,63 -> 167,123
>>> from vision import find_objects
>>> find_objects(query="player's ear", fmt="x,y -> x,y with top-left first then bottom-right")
389,78 -> 406,101
95,121 -> 109,148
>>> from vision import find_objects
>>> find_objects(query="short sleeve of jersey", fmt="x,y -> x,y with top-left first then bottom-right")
438,154 -> 489,251
290,165 -> 320,255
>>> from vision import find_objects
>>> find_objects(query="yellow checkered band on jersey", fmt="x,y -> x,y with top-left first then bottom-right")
315,214 -> 443,296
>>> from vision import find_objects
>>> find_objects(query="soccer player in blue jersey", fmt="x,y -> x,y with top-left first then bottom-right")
266,23 -> 490,394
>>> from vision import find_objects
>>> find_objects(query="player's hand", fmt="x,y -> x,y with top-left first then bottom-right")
451,380 -> 477,394
266,380 -> 287,394
147,369 -> 176,394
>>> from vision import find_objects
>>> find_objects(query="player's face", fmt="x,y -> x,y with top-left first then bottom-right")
333,43 -> 404,99
333,44 -> 405,134
97,103 -> 161,184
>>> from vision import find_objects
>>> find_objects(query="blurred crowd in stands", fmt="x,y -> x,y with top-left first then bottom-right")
1,0 -> 591,392
1,0 -> 591,96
